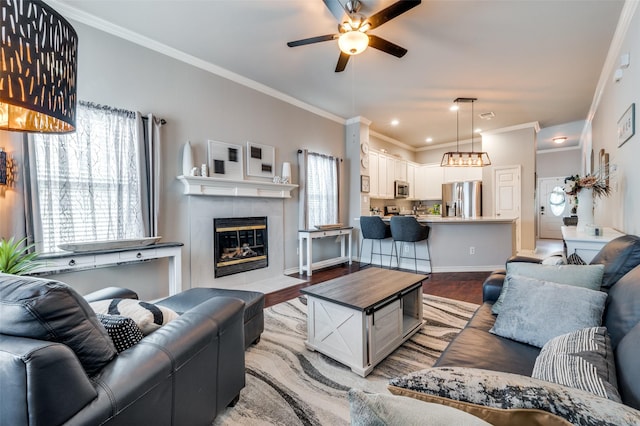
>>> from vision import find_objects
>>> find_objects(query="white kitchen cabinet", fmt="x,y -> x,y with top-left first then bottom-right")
369,151 -> 380,197
407,162 -> 417,199
418,164 -> 444,200
443,166 -> 482,183
394,159 -> 407,181
381,155 -> 395,198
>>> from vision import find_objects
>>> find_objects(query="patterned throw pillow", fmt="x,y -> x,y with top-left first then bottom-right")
96,313 -> 144,353
90,299 -> 179,335
388,367 -> 640,426
532,327 -> 620,402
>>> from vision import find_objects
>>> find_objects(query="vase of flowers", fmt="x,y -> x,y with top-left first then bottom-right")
565,173 -> 610,231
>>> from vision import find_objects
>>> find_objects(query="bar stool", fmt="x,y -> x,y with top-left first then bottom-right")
390,216 -> 431,274
359,216 -> 392,267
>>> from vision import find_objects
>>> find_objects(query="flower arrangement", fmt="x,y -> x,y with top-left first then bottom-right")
564,173 -> 611,198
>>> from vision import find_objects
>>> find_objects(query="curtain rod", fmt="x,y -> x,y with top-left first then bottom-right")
297,149 -> 343,161
142,116 -> 167,125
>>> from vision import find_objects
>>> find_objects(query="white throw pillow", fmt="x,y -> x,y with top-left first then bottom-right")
90,298 -> 178,335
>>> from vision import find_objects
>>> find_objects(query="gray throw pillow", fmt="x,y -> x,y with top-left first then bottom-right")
348,389 -> 491,426
490,275 -> 607,348
389,367 -> 640,426
492,263 -> 604,314
532,327 -> 620,401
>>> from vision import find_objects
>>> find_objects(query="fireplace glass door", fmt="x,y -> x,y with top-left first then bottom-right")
214,217 -> 268,277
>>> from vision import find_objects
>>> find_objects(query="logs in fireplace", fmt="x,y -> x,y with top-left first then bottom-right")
213,217 -> 268,277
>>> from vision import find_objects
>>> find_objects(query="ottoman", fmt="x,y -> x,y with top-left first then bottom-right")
157,287 -> 265,349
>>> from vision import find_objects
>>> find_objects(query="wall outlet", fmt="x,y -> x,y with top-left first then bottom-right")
469,246 -> 475,255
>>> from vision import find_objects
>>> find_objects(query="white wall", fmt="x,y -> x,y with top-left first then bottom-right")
591,3 -> 640,235
0,19 -> 345,298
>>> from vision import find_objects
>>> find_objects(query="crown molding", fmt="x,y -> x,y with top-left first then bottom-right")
48,1 -> 346,126
481,121 -> 541,136
368,130 -> 416,151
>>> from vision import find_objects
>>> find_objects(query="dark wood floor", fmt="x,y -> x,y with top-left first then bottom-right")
264,262 -> 490,308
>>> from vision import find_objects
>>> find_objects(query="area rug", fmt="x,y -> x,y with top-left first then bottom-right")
213,294 -> 479,425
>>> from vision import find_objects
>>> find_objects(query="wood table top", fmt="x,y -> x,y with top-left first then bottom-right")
300,267 -> 428,311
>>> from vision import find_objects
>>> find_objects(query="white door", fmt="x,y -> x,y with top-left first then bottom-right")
538,177 -> 570,239
494,166 -> 521,251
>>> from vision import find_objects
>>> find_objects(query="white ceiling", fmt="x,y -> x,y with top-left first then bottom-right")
54,0 -> 624,151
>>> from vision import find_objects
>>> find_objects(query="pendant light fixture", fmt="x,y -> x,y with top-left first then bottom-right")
441,97 -> 492,167
0,0 -> 78,133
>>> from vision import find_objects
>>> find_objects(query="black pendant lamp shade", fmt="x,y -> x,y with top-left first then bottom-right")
1,0 -> 78,133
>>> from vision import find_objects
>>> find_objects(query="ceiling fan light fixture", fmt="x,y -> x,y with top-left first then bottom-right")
338,30 -> 369,55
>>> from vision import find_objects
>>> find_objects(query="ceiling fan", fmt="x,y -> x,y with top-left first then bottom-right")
287,0 -> 421,72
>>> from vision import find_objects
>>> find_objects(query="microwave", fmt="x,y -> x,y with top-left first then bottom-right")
394,180 -> 409,198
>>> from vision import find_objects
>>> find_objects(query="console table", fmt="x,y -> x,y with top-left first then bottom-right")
298,227 -> 353,276
31,242 -> 184,296
561,226 -> 624,263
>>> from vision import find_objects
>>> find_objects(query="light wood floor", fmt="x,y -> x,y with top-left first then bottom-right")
264,263 -> 490,308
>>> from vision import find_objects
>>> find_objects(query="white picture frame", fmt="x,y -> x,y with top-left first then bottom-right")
207,140 -> 243,180
246,141 -> 275,178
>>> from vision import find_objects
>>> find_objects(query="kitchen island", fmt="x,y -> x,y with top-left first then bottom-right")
356,216 -> 516,273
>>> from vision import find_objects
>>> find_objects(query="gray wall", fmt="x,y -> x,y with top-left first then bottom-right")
0,20 -> 344,298
591,4 -> 640,235
537,148 -> 581,178
482,126 -> 537,251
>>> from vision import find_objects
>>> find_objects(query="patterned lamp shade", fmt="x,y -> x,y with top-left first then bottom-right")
0,0 -> 78,133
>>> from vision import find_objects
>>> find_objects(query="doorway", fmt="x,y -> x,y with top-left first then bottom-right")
538,177 -> 570,239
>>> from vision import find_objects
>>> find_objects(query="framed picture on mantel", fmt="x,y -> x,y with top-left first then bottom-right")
207,140 -> 243,180
246,141 -> 275,178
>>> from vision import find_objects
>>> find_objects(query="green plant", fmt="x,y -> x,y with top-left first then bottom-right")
0,237 -> 42,275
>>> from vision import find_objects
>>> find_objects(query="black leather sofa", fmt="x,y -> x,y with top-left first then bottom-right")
434,235 -> 640,410
0,274 -> 246,425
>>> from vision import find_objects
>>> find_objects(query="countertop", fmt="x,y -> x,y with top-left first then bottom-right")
357,215 -> 516,224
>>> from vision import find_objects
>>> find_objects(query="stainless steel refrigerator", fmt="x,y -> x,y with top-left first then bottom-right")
442,180 -> 482,218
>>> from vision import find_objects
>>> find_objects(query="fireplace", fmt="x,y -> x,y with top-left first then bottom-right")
214,217 -> 268,278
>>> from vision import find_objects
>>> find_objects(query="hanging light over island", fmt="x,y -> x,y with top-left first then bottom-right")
441,98 -> 492,167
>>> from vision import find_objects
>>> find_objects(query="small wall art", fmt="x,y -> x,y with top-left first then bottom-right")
618,103 -> 635,147
246,141 -> 275,178
207,140 -> 243,180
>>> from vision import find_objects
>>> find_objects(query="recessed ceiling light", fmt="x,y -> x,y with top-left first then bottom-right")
474,128 -> 482,133
552,136 -> 567,144
425,137 -> 433,143
391,119 -> 399,126
449,105 -> 459,111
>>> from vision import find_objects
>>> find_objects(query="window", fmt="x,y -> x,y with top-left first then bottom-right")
299,150 -> 340,229
548,186 -> 567,217
27,102 -> 158,253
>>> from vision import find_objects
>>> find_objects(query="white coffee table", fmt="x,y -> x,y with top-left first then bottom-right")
301,267 -> 427,377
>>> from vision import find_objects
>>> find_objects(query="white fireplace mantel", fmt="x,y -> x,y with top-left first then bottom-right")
177,175 -> 298,198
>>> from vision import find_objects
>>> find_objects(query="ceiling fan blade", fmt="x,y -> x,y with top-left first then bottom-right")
366,0 -> 421,30
368,35 -> 407,58
335,52 -> 350,72
287,34 -> 338,48
322,0 -> 346,22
